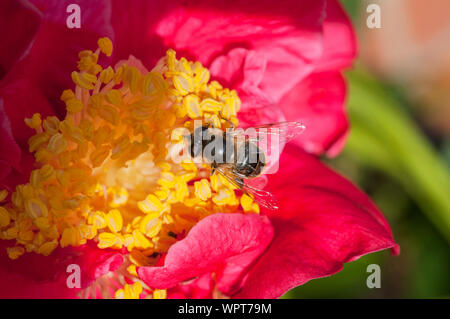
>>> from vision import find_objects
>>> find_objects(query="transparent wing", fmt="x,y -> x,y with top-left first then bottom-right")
225,121 -> 305,143
224,121 -> 305,175
215,166 -> 279,210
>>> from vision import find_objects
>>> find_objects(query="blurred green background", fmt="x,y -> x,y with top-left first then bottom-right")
283,0 -> 450,298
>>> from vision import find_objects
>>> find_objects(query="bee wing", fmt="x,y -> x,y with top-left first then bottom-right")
225,121 -> 305,175
225,121 -> 305,143
214,166 -> 279,210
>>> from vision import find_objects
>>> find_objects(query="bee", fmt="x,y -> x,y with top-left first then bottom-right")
185,121 -> 305,210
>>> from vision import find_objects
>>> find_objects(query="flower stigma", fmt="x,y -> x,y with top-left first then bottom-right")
0,37 -> 260,298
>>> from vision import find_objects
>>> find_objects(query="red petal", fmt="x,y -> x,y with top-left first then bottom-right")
0,240 -> 72,298
277,71 -> 349,156
0,269 -> 77,298
115,0 -> 325,105
30,0 -> 113,35
211,48 -> 286,127
167,273 -> 215,299
2,0 -> 113,119
67,242 -> 124,288
150,0 -> 354,156
155,0 -> 325,64
0,80 -> 54,189
314,0 -> 357,72
0,78 -> 54,147
0,240 -> 123,298
138,213 -> 273,295
0,98 -> 21,170
110,0 -> 177,68
0,1 -> 114,189
235,145 -> 399,298
272,0 -> 357,156
0,0 -> 41,79
0,97 -> 34,191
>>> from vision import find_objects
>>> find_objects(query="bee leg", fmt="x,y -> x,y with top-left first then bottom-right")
210,163 -> 217,176
219,111 -> 235,130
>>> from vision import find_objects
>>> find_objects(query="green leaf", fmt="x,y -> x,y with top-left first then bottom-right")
345,68 -> 450,242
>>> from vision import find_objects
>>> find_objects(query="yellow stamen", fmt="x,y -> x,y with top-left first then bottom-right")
24,113 -> 42,130
127,264 -> 138,276
98,37 -> 113,57
37,240 -> 58,256
0,207 -> 11,228
115,282 -> 142,299
106,209 -> 123,233
194,179 -> 212,201
7,246 -> 25,260
0,38 -> 257,299
138,194 -> 163,214
153,289 -> 167,299
66,98 -> 84,113
98,232 -> 122,249
0,190 -> 8,202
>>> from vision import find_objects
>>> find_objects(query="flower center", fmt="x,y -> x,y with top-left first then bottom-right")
0,37 -> 259,298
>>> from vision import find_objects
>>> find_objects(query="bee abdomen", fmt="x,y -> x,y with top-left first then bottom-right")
234,141 -> 265,178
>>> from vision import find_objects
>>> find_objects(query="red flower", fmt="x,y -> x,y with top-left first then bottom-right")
0,0 -> 398,299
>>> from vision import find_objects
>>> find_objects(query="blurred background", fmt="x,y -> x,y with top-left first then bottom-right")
284,0 -> 450,298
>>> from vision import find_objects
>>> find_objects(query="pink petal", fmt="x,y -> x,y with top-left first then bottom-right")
314,0 -> 357,72
277,71 -> 349,156
0,98 -> 21,171
114,55 -> 149,74
168,273 -> 215,299
0,97 -> 35,191
149,0 -> 354,156
0,79 -> 54,189
211,48 -> 286,126
30,0 -> 113,36
0,0 -> 41,79
67,242 -> 124,288
271,0 -> 356,156
114,0 -> 325,104
110,0 -> 179,68
0,240 -> 72,298
138,213 -> 274,295
0,0 -> 114,189
161,0 -> 326,126
0,268 -> 77,298
2,0 -> 113,119
0,78 -> 54,147
0,240 -> 123,298
235,145 -> 399,298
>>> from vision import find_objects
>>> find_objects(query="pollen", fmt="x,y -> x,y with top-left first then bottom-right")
0,37 -> 255,299
106,209 -> 123,233
0,207 -> 11,228
0,190 -> 8,202
7,246 -> 25,260
138,194 -> 163,214
97,37 -> 113,57
114,282 -> 143,299
194,179 -> 212,201
25,113 -> 42,130
153,289 -> 167,299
